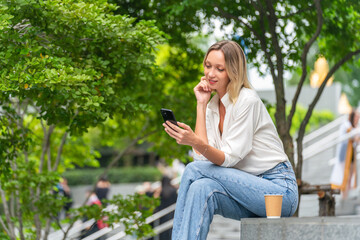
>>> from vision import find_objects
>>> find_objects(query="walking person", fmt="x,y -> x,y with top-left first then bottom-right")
330,109 -> 360,199
162,40 -> 299,240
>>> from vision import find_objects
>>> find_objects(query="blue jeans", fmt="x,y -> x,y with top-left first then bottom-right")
171,161 -> 298,240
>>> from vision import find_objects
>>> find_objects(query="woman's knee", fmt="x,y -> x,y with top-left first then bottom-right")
185,161 -> 214,173
188,178 -> 220,196
183,161 -> 206,178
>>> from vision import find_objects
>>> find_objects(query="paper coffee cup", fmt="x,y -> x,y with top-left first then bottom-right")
264,195 -> 283,218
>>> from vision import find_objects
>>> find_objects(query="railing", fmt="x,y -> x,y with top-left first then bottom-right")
293,115 -> 347,164
105,204 -> 176,240
303,128 -> 360,160
48,219 -> 95,240
49,203 -> 176,240
302,115 -> 347,146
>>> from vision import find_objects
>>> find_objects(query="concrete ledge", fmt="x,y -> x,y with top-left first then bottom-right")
241,216 -> 360,240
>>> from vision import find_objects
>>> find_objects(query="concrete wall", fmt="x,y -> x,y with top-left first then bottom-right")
241,217 -> 360,240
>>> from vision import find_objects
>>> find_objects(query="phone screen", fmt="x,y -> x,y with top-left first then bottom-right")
160,108 -> 178,126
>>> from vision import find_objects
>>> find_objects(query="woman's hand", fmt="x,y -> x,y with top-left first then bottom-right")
163,121 -> 198,146
194,77 -> 212,104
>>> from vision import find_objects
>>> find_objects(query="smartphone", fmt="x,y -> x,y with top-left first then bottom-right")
160,108 -> 178,126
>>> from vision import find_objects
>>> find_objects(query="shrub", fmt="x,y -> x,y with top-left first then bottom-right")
63,167 -> 163,186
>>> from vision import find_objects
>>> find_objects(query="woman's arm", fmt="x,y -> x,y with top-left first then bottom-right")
162,77 -> 225,165
163,121 -> 225,166
193,77 -> 211,153
194,103 -> 208,153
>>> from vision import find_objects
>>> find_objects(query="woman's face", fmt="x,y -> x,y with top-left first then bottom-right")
204,50 -> 230,95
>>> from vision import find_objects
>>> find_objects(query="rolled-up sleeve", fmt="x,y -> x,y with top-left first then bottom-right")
221,97 -> 259,167
192,149 -> 207,161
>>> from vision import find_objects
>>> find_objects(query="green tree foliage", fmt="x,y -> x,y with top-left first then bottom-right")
266,103 -> 334,136
72,193 -> 159,239
0,0 -> 164,239
287,47 -> 360,108
91,0 -> 208,163
111,0 -> 360,216
333,58 -> 360,107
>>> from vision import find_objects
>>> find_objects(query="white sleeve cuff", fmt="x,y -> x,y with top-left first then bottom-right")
192,149 -> 208,161
221,152 -> 241,167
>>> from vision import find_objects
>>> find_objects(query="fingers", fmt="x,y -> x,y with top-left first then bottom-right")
177,121 -> 190,130
194,76 -> 211,92
163,122 -> 181,137
163,121 -> 183,135
164,125 -> 179,140
194,82 -> 210,93
162,121 -> 193,145
167,121 -> 192,133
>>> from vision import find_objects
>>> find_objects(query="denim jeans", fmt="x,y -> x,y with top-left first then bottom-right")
171,161 -> 298,240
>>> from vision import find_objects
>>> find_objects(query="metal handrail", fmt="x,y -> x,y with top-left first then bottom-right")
293,115 -> 345,152
293,116 -> 350,164
304,115 -> 347,142
302,115 -> 347,145
145,203 -> 176,224
105,231 -> 126,240
48,219 -> 95,240
81,223 -> 121,240
303,128 -> 360,160
105,205 -> 176,240
302,131 -> 339,158
48,177 -> 180,240
144,219 -> 174,240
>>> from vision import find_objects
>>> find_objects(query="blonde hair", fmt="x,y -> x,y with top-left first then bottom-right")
203,40 -> 250,103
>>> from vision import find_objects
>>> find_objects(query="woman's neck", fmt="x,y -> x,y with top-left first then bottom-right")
216,90 -> 227,100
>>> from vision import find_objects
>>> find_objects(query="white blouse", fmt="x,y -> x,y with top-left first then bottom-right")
193,87 -> 288,175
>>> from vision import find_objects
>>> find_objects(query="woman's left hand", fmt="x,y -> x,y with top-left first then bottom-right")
163,121 -> 197,146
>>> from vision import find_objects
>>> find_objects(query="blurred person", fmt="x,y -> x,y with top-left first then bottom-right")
61,177 -> 73,217
95,176 -> 111,205
143,181 -> 155,197
54,177 -> 73,219
154,176 -> 178,240
81,189 -> 107,240
331,109 -> 360,199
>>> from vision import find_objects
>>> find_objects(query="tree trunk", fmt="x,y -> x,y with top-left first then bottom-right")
282,133 -> 295,170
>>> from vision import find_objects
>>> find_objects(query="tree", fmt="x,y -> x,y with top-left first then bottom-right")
85,43 -> 205,166
0,0 -> 164,239
111,0 -> 360,214
332,58 -> 360,107
287,47 -> 360,110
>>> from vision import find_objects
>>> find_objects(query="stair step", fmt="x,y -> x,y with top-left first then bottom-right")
208,215 -> 241,239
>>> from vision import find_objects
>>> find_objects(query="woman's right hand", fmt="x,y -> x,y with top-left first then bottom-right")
194,77 -> 212,104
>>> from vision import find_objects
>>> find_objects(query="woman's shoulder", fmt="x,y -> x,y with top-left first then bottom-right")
240,87 -> 258,96
230,88 -> 263,119
236,87 -> 262,106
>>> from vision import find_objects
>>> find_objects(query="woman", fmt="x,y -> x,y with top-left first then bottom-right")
163,40 -> 298,240
330,109 -> 359,199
